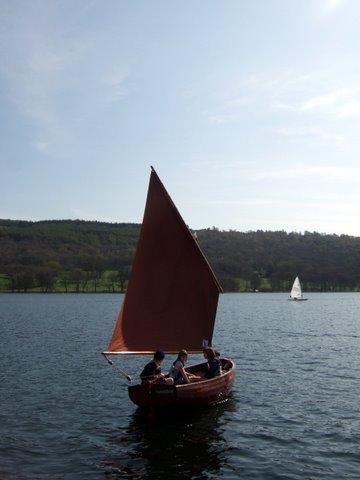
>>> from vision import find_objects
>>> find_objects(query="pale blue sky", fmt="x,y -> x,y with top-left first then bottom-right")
1,0 -> 360,234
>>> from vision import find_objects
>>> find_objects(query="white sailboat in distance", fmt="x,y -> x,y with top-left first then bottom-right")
288,276 -> 308,301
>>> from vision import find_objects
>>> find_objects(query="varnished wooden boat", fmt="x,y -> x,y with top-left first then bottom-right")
128,359 -> 236,408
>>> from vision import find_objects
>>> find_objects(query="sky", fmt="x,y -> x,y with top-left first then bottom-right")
1,0 -> 360,235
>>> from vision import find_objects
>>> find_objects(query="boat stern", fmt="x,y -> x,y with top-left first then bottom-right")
128,383 -> 176,408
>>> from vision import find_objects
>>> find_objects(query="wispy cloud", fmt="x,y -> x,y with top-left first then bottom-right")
198,196 -> 356,213
276,126 -> 345,144
183,155 -> 359,185
337,100 -> 360,117
300,89 -> 350,111
0,3 -> 130,159
203,64 -> 360,137
33,141 -> 49,153
275,87 -> 360,118
207,113 -> 240,125
204,70 -> 315,125
102,68 -> 130,102
319,0 -> 346,16
249,164 -> 360,181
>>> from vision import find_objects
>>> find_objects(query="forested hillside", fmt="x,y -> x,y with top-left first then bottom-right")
1,219 -> 360,292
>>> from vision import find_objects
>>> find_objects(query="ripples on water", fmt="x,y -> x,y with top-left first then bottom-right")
0,293 -> 360,479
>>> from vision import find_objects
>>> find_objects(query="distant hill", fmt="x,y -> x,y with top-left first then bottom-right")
1,219 -> 360,292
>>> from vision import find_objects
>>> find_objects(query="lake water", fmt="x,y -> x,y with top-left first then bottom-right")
1,293 -> 360,479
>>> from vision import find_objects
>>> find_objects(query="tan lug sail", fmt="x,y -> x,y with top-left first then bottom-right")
104,167 -> 222,355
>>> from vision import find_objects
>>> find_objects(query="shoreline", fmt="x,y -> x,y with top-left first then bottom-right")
1,290 -> 359,294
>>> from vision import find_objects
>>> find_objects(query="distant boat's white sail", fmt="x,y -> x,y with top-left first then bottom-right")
290,276 -> 302,299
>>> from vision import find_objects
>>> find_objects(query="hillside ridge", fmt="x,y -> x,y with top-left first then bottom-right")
1,219 -> 359,292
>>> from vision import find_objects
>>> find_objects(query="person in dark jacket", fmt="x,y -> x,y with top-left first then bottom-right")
140,350 -> 165,383
203,347 -> 221,378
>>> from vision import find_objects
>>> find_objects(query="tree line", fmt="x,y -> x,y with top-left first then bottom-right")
1,219 -> 360,293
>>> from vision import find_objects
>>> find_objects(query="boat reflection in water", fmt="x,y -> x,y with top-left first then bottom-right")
101,398 -> 236,479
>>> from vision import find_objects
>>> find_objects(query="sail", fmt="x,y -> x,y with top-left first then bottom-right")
290,276 -> 302,299
105,167 -> 222,354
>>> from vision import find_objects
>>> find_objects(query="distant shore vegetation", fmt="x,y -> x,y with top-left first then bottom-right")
1,219 -> 360,293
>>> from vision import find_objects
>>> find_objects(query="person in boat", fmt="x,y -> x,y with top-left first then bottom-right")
168,349 -> 201,384
215,349 -> 232,371
140,350 -> 167,383
214,349 -> 224,373
203,347 -> 221,378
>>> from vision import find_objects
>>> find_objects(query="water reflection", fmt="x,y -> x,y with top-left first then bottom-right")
102,398 -> 236,479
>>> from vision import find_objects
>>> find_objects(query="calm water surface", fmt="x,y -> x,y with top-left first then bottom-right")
1,293 -> 360,479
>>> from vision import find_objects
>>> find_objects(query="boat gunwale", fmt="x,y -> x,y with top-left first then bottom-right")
102,350 -> 206,355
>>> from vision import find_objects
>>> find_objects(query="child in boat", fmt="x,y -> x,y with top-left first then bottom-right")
203,347 -> 221,378
215,349 -> 232,371
168,349 -> 190,384
214,350 -> 223,373
140,350 -> 166,383
168,350 -> 201,384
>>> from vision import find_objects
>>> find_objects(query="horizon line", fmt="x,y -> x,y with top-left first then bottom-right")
1,217 -> 359,239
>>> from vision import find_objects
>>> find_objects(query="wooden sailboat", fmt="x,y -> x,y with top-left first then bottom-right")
288,276 -> 308,301
102,167 -> 236,407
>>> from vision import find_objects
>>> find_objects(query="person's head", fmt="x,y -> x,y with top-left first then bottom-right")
203,347 -> 215,360
153,350 -> 165,365
177,349 -> 188,364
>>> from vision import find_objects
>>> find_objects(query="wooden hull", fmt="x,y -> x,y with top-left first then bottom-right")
288,298 -> 308,301
128,358 -> 236,408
